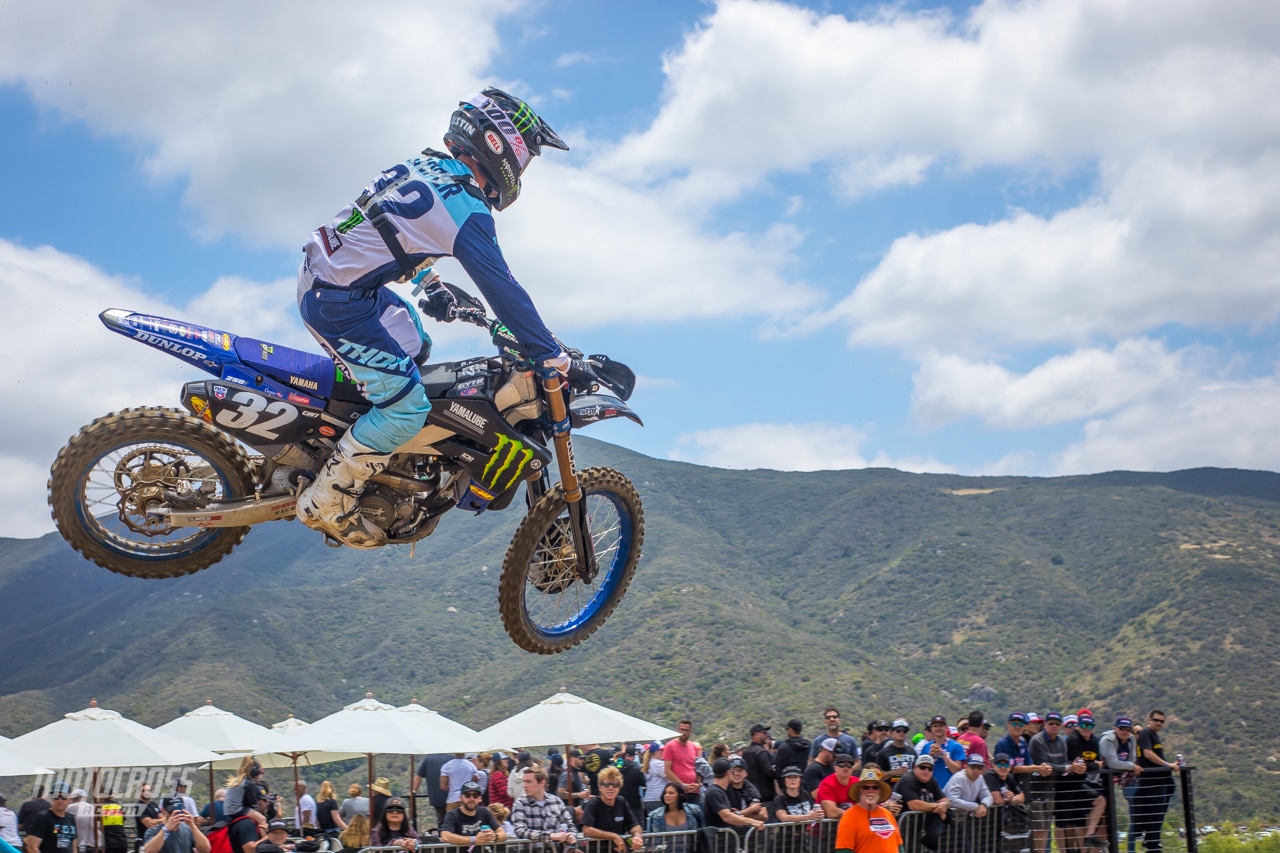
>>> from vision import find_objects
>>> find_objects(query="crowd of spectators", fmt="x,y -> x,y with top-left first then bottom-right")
0,706 -> 1182,853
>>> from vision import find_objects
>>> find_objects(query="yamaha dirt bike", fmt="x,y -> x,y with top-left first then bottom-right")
47,285 -> 644,654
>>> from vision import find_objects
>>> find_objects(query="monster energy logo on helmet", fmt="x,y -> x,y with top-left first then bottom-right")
484,434 -> 535,490
511,102 -> 538,133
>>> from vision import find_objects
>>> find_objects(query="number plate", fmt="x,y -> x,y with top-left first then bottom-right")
183,382 -> 317,446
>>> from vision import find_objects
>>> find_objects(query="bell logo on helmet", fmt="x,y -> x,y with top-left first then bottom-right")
484,130 -> 504,154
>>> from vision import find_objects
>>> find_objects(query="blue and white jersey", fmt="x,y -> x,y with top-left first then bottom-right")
302,153 -> 560,363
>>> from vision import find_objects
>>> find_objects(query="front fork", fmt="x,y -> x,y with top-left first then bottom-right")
541,370 -> 599,583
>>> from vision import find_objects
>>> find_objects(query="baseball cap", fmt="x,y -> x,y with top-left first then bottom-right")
729,756 -> 746,769
786,718 -> 804,732
750,723 -> 771,735
267,819 -> 289,833
623,744 -> 637,757
874,720 -> 890,730
947,726 -> 960,738
1007,713 -> 1027,724
71,789 -> 86,798
833,753 -> 856,767
1063,714 -> 1079,726
891,718 -> 910,730
967,754 -> 986,766
162,797 -> 185,812
464,752 -> 479,760
993,753 -> 1012,764
383,798 -> 406,813
460,781 -> 483,796
568,748 -> 584,758
1115,717 -> 1134,729
1045,712 -> 1063,723
517,750 -> 532,762
1026,713 -> 1044,724
712,758 -> 732,777
50,781 -> 72,798
929,715 -> 948,726
915,753 -> 935,767
781,766 -> 803,778
648,741 -> 663,752
820,737 -> 839,753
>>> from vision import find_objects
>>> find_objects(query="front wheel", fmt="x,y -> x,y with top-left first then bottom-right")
48,407 -> 256,579
499,466 -> 644,654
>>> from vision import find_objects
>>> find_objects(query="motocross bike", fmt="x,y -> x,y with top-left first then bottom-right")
47,285 -> 644,654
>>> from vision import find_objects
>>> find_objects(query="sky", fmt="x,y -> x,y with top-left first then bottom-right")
1,0 -> 1278,538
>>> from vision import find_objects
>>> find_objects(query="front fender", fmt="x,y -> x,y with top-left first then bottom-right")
569,394 -> 643,428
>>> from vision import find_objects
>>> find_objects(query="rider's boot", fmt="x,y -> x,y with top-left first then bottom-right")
296,432 -> 389,549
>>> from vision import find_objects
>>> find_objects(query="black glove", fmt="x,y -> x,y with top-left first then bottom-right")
418,281 -> 458,323
566,358 -> 601,394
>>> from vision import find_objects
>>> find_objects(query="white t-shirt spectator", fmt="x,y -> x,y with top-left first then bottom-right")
441,758 -> 477,804
67,801 -> 96,849
297,793 -> 317,829
0,805 -> 21,845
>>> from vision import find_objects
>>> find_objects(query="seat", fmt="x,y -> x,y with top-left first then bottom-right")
234,337 -> 337,397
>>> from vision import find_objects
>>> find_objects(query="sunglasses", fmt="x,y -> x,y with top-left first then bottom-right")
52,795 -> 70,801
875,726 -> 890,732
1008,723 -> 1025,727
994,763 -> 1010,768
461,792 -> 482,798
1118,726 -> 1134,732
858,786 -> 882,792
600,783 -> 621,789
824,715 -> 840,720
1045,721 -> 1062,726
385,808 -> 406,814
916,765 -> 934,772
892,728 -> 908,733
1080,723 -> 1095,729
1150,718 -> 1165,724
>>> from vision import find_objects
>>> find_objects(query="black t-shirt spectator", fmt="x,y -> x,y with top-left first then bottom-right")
417,754 -> 450,810
581,797 -> 636,834
876,744 -> 917,775
800,762 -> 832,796
228,815 -> 262,853
983,771 -> 1022,800
316,798 -> 341,831
703,786 -> 734,829
135,802 -> 160,839
18,799 -> 52,832
441,806 -> 498,837
742,744 -> 774,799
28,809 -> 77,853
769,791 -> 816,823
619,761 -> 647,817
726,782 -> 761,812
893,773 -> 944,806
1137,728 -> 1166,771
581,748 -> 616,795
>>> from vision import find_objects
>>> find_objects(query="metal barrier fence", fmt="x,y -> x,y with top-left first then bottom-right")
360,769 -> 1198,853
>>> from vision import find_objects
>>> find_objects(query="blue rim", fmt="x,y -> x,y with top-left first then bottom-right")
527,487 -> 633,639
74,442 -> 233,562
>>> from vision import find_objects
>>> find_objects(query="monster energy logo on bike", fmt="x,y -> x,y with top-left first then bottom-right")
484,434 -> 534,490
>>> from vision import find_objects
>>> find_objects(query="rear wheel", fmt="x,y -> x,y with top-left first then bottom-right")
499,466 -> 643,654
48,407 -> 256,578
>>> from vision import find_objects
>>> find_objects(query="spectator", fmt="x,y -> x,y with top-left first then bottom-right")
1133,711 -> 1178,853
983,754 -> 1025,806
439,781 -> 505,847
663,721 -> 704,804
370,798 -> 416,850
412,755 -> 449,825
545,754 -> 562,799
581,768 -> 642,853
579,744 -> 617,797
835,767 -> 901,853
810,708 -> 860,765
617,745 -> 647,821
771,766 -> 822,824
645,784 -> 702,853
440,754 -> 477,814
258,819 -> 292,853
861,722 -> 890,767
1023,714 -> 1044,747
17,788 -> 50,835
742,725 -> 774,800
223,802 -> 264,853
293,783 -> 315,831
1099,717 -> 1143,853
802,738 -> 838,794
136,783 -> 163,850
370,778 -> 392,826
338,785 -> 367,823
773,720 -> 811,794
942,755 -> 993,818
337,815 -> 369,853
725,758 -> 766,821
24,782 -> 77,853
511,768 -> 577,849
314,782 -> 347,838
222,759 -> 263,821
198,790 -> 226,828
1065,713 -> 1107,850
559,749 -> 591,816
508,752 -> 536,804
488,754 -> 513,810
140,797 -> 210,853
100,795 -> 128,853
65,790 -> 93,853
995,714 -> 1033,775
173,783 -> 198,819
0,795 -> 18,846
642,742 -> 668,814
892,753 -> 949,852
815,753 -> 860,819
876,719 -> 918,782
1063,715 -> 1079,732
956,712 -> 991,767
918,717 -> 966,788
1028,712 -> 1073,853
488,803 -> 515,838
703,759 -> 764,833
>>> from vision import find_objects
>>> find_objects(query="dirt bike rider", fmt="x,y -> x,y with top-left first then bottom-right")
295,88 -> 571,548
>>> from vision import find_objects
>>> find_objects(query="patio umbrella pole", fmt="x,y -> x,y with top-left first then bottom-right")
92,767 -> 102,853
408,754 -> 416,832
367,754 -> 374,820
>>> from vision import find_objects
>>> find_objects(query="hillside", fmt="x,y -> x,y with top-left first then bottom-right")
1,438 -> 1277,820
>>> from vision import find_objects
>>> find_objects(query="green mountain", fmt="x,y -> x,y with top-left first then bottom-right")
1,438 -> 1277,820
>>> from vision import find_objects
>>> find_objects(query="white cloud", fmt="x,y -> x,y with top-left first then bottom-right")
911,338 -> 1193,429
1054,376 -> 1280,474
668,422 -> 955,473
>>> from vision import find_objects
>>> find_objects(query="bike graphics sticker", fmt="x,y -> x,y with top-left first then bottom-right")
483,434 -> 534,491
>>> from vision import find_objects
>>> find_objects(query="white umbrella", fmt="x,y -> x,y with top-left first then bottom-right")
209,715 -> 364,770
157,700 -> 277,755
7,700 -> 221,769
477,690 -> 679,749
308,694 -> 486,755
0,745 -> 51,777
